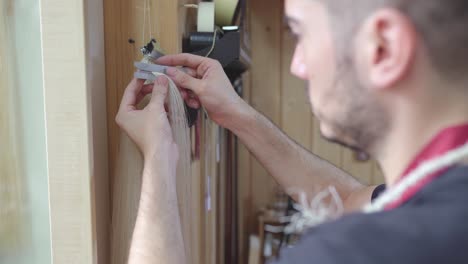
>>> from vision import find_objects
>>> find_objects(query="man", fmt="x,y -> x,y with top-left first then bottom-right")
115,0 -> 468,263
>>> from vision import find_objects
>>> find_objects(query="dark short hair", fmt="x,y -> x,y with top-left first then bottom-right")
324,0 -> 468,80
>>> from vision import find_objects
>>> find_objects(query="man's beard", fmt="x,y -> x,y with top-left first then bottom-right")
313,61 -> 389,158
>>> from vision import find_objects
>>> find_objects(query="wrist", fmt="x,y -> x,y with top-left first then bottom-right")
224,99 -> 256,134
143,140 -> 176,165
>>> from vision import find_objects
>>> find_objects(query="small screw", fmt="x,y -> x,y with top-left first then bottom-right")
128,38 -> 135,44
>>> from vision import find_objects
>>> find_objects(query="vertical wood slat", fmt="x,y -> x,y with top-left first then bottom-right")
217,128 -> 226,264
312,118 -> 342,167
280,23 -> 311,150
249,0 -> 283,220
237,73 -> 253,264
104,0 -> 187,187
85,0 -> 111,262
341,150 -> 373,185
104,1 -> 199,263
372,161 -> 386,185
191,149 -> 202,264
41,0 -> 108,262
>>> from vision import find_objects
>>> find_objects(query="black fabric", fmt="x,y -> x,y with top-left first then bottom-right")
272,166 -> 468,264
371,184 -> 387,201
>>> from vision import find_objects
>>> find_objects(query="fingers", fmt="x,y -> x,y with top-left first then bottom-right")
187,98 -> 200,109
184,67 -> 198,78
119,78 -> 145,112
149,76 -> 169,111
135,84 -> 154,104
156,53 -> 207,69
165,67 -> 202,93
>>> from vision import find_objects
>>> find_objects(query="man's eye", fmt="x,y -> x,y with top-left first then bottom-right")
286,23 -> 301,42
293,34 -> 300,41
289,31 -> 301,42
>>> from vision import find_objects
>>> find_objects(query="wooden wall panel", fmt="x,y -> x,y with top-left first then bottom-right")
372,162 -> 385,185
237,72 -> 253,264
249,0 -> 283,220
280,24 -> 312,150
341,150 -> 373,185
104,0 -> 195,183
104,1 -> 203,263
311,118 -> 343,166
41,0 -> 108,262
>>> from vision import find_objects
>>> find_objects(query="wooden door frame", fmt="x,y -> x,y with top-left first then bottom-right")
40,0 -> 109,263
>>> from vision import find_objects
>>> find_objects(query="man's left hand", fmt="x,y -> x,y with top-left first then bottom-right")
115,76 -> 177,161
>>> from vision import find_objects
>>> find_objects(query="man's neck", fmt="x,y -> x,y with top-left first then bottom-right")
376,93 -> 468,186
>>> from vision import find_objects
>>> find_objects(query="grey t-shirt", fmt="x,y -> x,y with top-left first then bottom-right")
272,166 -> 468,264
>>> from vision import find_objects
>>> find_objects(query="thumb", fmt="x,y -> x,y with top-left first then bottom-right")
149,76 -> 169,111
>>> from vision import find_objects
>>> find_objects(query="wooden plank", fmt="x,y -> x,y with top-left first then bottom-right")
280,23 -> 311,150
190,114 -> 203,264
249,0 -> 283,221
225,131 -> 237,264
41,0 -> 108,262
237,5 -> 253,262
311,118 -> 342,167
237,72 -> 253,264
341,149 -> 373,185
199,114 -> 208,264
203,120 -> 219,264
104,0 -> 191,188
85,0 -> 111,262
372,161 -> 386,185
190,157 -> 202,264
104,0 -> 200,262
217,128 -> 226,264
210,124 -> 218,264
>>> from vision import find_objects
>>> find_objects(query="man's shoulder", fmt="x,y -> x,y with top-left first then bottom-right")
275,208 -> 468,264
413,164 -> 468,205
273,166 -> 468,264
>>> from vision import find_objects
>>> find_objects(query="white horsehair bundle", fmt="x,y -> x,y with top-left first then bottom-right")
0,0 -> 25,251
111,72 -> 193,263
286,143 -> 468,234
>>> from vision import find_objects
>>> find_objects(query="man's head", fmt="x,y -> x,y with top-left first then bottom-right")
286,0 -> 468,156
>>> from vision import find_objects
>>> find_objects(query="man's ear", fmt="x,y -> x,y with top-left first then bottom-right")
359,8 -> 417,90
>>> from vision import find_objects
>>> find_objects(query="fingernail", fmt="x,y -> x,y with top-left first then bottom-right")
157,76 -> 168,86
165,67 -> 177,76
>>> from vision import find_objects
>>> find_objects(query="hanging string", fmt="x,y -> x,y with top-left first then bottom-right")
148,0 -> 153,39
205,27 -> 220,58
141,0 -> 147,44
141,0 -> 153,44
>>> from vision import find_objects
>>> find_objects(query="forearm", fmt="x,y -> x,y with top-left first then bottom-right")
129,150 -> 186,264
227,101 -> 374,210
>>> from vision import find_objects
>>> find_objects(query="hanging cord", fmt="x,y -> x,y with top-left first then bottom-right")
141,0 -> 147,44
182,3 -> 219,57
205,27 -> 221,57
182,3 -> 218,118
149,0 -> 153,38
141,0 -> 153,44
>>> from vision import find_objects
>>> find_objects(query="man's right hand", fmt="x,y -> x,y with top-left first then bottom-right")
156,53 -> 248,128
